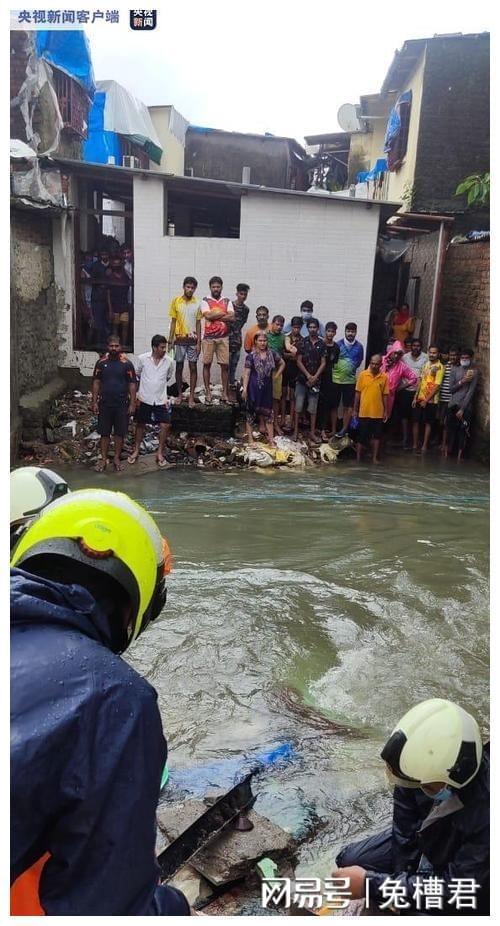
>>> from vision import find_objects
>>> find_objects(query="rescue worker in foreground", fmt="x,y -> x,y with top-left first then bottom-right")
10,466 -> 69,550
333,698 -> 489,915
10,489 -> 190,916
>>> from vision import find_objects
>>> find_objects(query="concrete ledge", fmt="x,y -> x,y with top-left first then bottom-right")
19,376 -> 67,441
19,376 -> 67,412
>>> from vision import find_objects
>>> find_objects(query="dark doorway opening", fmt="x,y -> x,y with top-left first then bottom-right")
74,173 -> 134,353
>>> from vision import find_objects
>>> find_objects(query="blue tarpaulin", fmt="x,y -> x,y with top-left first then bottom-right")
83,92 -> 122,164
36,30 -> 95,96
357,158 -> 388,183
384,90 -> 412,171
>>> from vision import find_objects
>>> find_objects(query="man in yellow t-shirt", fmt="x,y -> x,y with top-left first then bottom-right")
167,276 -> 202,407
412,344 -> 445,454
353,354 -> 389,464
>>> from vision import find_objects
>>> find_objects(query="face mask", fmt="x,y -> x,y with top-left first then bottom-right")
460,359 -> 471,368
422,785 -> 453,802
302,311 -> 312,319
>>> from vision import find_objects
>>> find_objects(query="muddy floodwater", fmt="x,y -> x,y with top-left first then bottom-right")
68,456 -> 489,876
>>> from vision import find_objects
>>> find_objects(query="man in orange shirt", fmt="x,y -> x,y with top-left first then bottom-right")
244,305 -> 270,352
353,354 -> 389,464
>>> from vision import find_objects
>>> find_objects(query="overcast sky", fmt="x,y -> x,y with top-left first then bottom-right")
86,1 -> 490,142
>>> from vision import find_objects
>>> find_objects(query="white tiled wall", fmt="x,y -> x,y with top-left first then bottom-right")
132,177 -> 380,363
60,176 -> 381,376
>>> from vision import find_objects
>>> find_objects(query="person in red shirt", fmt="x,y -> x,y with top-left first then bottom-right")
200,276 -> 234,404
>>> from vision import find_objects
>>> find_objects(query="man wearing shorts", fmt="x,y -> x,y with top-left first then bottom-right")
293,317 -> 326,442
332,323 -> 364,436
412,344 -> 444,454
128,334 -> 175,468
92,335 -> 136,472
353,354 -> 389,464
200,276 -> 234,404
168,276 -> 202,407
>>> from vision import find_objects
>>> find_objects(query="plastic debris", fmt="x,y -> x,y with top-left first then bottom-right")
16,389 -> 354,470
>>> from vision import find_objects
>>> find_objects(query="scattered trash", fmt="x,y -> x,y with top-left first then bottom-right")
16,389 -> 355,471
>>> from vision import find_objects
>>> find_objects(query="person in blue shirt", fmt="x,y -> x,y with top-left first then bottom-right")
332,322 -> 364,436
284,300 -> 325,339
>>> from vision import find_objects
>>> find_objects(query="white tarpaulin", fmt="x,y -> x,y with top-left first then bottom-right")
97,80 -> 162,151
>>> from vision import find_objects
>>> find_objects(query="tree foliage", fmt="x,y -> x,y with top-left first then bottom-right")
455,173 -> 490,208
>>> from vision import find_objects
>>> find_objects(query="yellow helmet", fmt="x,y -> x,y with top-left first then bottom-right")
10,488 -> 172,651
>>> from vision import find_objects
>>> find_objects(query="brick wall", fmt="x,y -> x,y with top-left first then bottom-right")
402,231 -> 439,345
10,30 -> 88,159
436,241 -> 489,455
414,34 -> 490,221
10,30 -> 32,141
11,211 -> 61,394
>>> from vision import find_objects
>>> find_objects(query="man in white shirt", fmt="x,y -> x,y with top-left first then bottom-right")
398,337 -> 428,449
128,334 -> 175,468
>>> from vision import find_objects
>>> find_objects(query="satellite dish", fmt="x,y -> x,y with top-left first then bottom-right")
337,103 -> 361,133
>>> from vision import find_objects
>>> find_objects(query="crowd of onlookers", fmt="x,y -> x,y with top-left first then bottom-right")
90,273 -> 480,471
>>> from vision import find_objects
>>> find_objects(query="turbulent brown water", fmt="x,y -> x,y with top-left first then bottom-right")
68,455 -> 489,876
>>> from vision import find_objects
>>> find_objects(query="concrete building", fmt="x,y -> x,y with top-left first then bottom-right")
36,158 -> 397,381
185,127 -> 309,190
348,33 -> 490,220
148,105 -> 189,175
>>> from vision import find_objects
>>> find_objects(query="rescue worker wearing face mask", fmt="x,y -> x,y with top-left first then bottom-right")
10,489 -> 190,916
10,466 -> 69,550
333,699 -> 489,915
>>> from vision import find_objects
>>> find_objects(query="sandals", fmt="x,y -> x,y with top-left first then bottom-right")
127,451 -> 139,464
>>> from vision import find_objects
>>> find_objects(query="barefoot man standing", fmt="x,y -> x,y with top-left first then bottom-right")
167,276 -> 202,408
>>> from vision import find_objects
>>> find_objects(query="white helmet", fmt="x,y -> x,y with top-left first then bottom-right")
381,698 -> 483,790
10,467 -> 69,532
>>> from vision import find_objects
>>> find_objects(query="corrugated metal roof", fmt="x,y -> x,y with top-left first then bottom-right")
42,156 -> 401,216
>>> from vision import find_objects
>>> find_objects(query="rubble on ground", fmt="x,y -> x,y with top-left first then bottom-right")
16,389 -> 355,470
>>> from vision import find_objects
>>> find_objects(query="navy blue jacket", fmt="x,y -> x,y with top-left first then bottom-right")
11,569 -> 189,916
371,748 -> 490,915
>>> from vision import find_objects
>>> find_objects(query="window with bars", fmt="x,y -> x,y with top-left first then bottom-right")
52,67 -> 89,137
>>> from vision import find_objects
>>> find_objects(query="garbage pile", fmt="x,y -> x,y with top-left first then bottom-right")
17,390 -> 355,470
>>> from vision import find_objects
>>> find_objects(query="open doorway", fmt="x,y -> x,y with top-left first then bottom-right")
74,173 -> 134,353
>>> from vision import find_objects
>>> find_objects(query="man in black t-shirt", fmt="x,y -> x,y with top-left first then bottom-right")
293,317 -> 326,442
92,335 -> 136,473
319,321 -> 340,439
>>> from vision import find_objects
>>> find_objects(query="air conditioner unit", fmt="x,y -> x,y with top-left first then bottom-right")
122,156 -> 140,169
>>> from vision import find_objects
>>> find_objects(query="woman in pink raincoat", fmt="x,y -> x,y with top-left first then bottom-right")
382,340 -> 418,419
